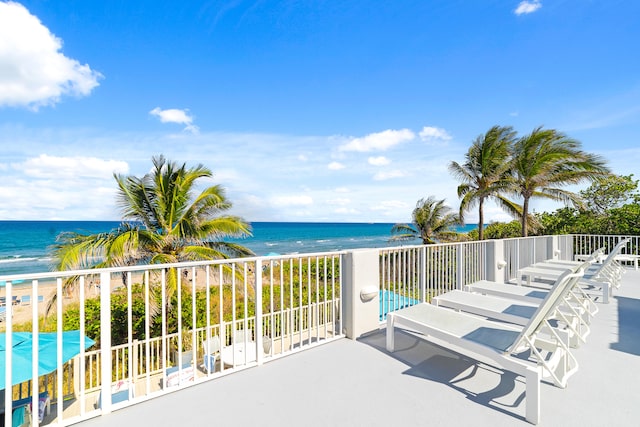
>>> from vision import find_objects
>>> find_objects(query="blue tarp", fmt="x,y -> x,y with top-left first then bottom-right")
0,331 -> 95,390
379,290 -> 420,321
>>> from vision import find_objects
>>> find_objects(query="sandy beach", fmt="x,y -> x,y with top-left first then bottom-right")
1,267 -> 237,327
1,279 -> 100,327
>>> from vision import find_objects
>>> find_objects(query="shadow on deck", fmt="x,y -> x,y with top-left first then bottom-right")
610,295 -> 640,356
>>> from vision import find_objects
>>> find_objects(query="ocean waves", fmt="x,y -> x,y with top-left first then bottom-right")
0,256 -> 52,277
0,221 -> 477,275
0,255 -> 52,264
251,231 -> 406,256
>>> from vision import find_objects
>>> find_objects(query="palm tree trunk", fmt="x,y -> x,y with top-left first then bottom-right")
478,200 -> 484,240
522,197 -> 529,237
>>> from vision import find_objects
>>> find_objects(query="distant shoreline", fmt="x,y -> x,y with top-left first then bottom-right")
0,221 -> 478,276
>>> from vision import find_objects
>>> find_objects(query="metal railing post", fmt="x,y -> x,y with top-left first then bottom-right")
99,272 -> 113,413
419,246 -> 426,302
456,243 -> 464,290
255,260 -> 264,365
4,282 -> 13,427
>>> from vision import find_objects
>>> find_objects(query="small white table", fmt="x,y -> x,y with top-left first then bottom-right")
615,255 -> 639,270
221,343 -> 257,366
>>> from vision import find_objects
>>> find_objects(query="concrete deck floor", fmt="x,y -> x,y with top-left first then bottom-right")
80,269 -> 640,427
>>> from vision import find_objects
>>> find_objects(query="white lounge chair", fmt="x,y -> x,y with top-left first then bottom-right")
387,268 -> 584,425
466,274 -> 598,320
544,247 -> 604,267
516,238 -> 629,303
433,263 -> 591,348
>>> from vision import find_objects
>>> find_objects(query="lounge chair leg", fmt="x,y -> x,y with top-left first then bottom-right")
386,314 -> 395,352
602,282 -> 610,304
525,367 -> 541,425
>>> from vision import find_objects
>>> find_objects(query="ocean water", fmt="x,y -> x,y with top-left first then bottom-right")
0,221 -> 477,276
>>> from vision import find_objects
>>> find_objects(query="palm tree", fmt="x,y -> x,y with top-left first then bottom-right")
50,155 -> 253,312
509,127 -> 610,236
390,196 -> 461,244
448,125 -> 516,240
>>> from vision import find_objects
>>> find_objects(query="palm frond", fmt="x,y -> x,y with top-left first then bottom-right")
511,127 -> 610,235
449,126 -> 515,239
49,155 -> 254,320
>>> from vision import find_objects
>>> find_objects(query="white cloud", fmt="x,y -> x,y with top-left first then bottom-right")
368,156 -> 390,166
333,207 -> 360,215
1,155 -> 128,220
0,126 -> 523,223
465,203 -> 515,224
298,154 -> 308,161
373,170 -> 407,181
514,1 -> 542,15
370,200 -> 409,213
328,161 -> 345,170
270,195 -> 314,207
326,198 -> 350,206
418,126 -> 452,145
150,107 -> 199,134
19,154 -> 129,178
0,2 -> 102,109
339,129 -> 415,152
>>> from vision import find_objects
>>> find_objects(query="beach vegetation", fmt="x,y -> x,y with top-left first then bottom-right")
390,196 -> 461,244
467,220 -> 522,240
468,175 -> 640,239
449,125 -> 516,240
537,174 -> 640,236
580,173 -> 639,214
7,256 -> 340,348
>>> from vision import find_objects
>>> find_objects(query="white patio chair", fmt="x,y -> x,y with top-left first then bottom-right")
262,335 -> 273,356
202,336 -> 221,373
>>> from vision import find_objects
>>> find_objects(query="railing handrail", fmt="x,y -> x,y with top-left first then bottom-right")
0,250 -> 349,282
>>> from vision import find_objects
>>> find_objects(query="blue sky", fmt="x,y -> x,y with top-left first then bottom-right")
1,0 -> 639,223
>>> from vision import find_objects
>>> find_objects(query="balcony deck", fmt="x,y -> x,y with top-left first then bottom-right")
78,268 -> 640,426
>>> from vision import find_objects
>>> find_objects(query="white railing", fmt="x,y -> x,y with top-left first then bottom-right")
1,252 -> 343,426
379,240 -> 489,319
572,234 -> 639,257
3,233 -> 639,426
79,298 -> 339,392
502,236 -> 553,282
377,233 -> 639,321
